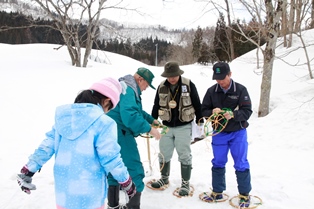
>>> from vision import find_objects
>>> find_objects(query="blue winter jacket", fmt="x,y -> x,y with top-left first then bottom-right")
26,103 -> 129,209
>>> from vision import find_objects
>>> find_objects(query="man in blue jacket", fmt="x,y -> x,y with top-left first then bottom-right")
107,68 -> 161,209
201,62 -> 253,208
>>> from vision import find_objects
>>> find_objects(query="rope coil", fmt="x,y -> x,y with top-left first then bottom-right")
203,108 -> 232,136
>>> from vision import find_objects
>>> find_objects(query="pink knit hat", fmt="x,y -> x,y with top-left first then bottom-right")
89,77 -> 122,108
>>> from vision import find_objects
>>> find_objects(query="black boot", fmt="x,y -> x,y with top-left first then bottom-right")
178,164 -> 192,196
151,161 -> 170,189
107,185 -> 122,209
126,192 -> 141,209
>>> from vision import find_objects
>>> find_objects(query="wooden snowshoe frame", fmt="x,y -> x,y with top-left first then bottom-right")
204,109 -> 229,136
229,195 -> 263,209
146,179 -> 170,191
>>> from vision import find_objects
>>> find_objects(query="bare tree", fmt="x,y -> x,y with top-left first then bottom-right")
292,0 -> 314,79
229,0 -> 283,116
235,0 -> 268,69
296,32 -> 314,79
166,30 -> 199,65
30,0 -> 134,67
227,0 -> 298,116
167,44 -> 195,65
200,0 -> 311,116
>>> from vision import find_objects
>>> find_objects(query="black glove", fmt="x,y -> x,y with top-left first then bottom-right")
120,176 -> 136,199
17,166 -> 36,194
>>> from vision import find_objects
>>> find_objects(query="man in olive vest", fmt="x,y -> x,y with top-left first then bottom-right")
150,61 -> 203,196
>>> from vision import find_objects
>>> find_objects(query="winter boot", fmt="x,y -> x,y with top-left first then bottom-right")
200,191 -> 224,202
126,192 -> 141,209
209,191 -> 223,201
178,164 -> 192,196
107,185 -> 126,209
238,193 -> 250,208
151,161 -> 170,189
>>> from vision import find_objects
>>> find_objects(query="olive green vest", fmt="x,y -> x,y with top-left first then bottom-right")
157,77 -> 195,122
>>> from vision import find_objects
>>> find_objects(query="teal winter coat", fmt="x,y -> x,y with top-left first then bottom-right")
107,75 -> 155,192
26,103 -> 129,209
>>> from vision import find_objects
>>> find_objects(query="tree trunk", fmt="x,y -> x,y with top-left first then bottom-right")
33,0 -> 109,68
297,33 -> 314,79
311,0 -> 314,28
288,0 -> 295,47
258,0 -> 283,117
294,0 -> 302,32
224,0 -> 235,60
282,0 -> 287,47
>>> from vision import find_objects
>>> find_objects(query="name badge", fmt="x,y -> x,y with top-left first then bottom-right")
158,109 -> 165,115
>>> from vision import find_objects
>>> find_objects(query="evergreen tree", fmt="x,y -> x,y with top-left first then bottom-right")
213,12 -> 229,62
198,42 -> 211,65
192,26 -> 203,59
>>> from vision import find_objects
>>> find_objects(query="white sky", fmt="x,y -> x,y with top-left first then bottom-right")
1,29 -> 314,209
102,0 -> 244,29
3,0 -> 249,29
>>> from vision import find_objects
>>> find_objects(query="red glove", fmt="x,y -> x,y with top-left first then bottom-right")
17,166 -> 36,194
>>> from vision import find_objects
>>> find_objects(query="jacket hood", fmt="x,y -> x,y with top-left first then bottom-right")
119,74 -> 140,98
55,103 -> 104,140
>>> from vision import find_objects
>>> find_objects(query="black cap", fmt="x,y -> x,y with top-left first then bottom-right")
212,62 -> 230,80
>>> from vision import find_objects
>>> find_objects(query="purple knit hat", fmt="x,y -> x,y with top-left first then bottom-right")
89,77 -> 122,108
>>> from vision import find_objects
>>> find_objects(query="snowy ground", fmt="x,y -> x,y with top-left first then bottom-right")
1,29 -> 314,209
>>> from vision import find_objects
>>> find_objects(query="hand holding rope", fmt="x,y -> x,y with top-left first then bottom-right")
203,108 -> 233,136
140,121 -> 169,139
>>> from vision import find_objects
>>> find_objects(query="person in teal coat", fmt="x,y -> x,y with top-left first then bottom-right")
107,68 -> 161,209
16,77 -> 136,209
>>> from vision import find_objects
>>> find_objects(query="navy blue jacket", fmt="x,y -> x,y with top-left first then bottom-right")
201,80 -> 252,132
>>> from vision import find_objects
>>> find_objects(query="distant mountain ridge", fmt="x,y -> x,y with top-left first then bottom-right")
0,0 -> 183,44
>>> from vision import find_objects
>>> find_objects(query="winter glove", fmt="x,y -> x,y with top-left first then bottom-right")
17,166 -> 36,194
120,176 -> 136,199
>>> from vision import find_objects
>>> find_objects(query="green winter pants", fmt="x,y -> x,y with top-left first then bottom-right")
158,123 -> 192,165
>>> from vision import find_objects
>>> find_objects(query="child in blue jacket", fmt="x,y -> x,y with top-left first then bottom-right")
17,77 -> 136,209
